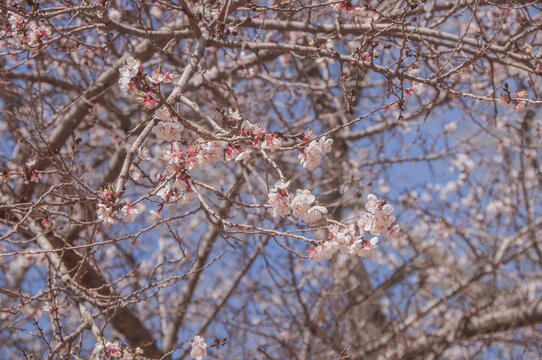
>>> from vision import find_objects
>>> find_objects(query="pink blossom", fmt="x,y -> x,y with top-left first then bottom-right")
136,147 -> 150,162
307,243 -> 334,262
228,108 -> 242,122
118,56 -> 141,91
261,134 -> 282,152
148,67 -> 178,85
96,203 -> 116,225
196,141 -> 226,167
290,189 -> 327,223
28,25 -> 51,47
175,176 -> 190,191
359,194 -> 396,235
234,148 -> 252,162
156,182 -> 172,201
267,180 -> 291,218
8,12 -> 25,31
120,204 -> 139,223
387,224 -> 401,239
153,121 -> 184,142
108,9 -> 122,22
100,340 -> 122,358
290,189 -> 315,219
225,145 -> 241,162
328,224 -> 355,254
512,90 -> 527,111
349,237 -> 379,258
129,166 -> 144,180
30,172 -> 41,183
137,91 -> 158,110
304,205 -> 328,223
149,209 -> 162,223
41,218 -> 54,229
298,136 -> 333,171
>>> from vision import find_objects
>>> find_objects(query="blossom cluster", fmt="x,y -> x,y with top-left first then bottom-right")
95,185 -> 140,225
499,89 -> 527,111
4,11 -> 52,48
298,137 -> 333,170
113,59 -> 338,227
236,115 -> 283,152
267,181 -> 328,223
308,194 -> 400,262
152,106 -> 184,142
118,57 -> 142,92
118,57 -> 178,98
150,139 -> 252,205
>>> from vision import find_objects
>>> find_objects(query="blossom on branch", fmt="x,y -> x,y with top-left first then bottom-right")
190,335 -> 207,360
152,107 -> 184,142
290,189 -> 328,223
267,180 -> 291,218
118,56 -> 141,92
298,136 -> 333,171
120,204 -> 139,223
96,203 -> 116,225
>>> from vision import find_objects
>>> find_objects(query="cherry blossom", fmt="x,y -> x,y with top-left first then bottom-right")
41,218 -> 54,229
359,194 -> 396,235
349,236 -> 379,258
290,189 -> 327,223
327,224 -> 355,254
136,147 -> 150,162
30,172 -> 41,183
451,153 -> 475,173
28,25 -> 51,47
228,108 -> 242,122
118,56 -> 141,92
307,243 -> 335,262
261,134 -> 282,152
225,145 -> 242,161
8,12 -> 25,31
120,204 -> 139,223
96,203 -> 116,225
148,66 -> 178,85
190,335 -> 207,360
149,209 -> 162,223
152,120 -> 184,141
4,1 -> 541,358
298,136 -> 333,171
512,90 -> 527,111
25,159 -> 40,182
267,180 -> 291,218
195,141 -> 226,167
108,8 -> 122,22
156,181 -> 172,201
234,148 -> 252,162
137,91 -> 159,110
104,340 -> 122,357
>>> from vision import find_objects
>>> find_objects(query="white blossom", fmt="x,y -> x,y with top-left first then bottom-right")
290,189 -> 327,223
97,203 -> 116,225
153,121 -> 184,142
299,137 -> 333,171
261,134 -> 282,152
267,180 -> 291,218
118,56 -> 141,91
307,243 -> 335,262
120,204 -> 139,223
190,336 -> 207,360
